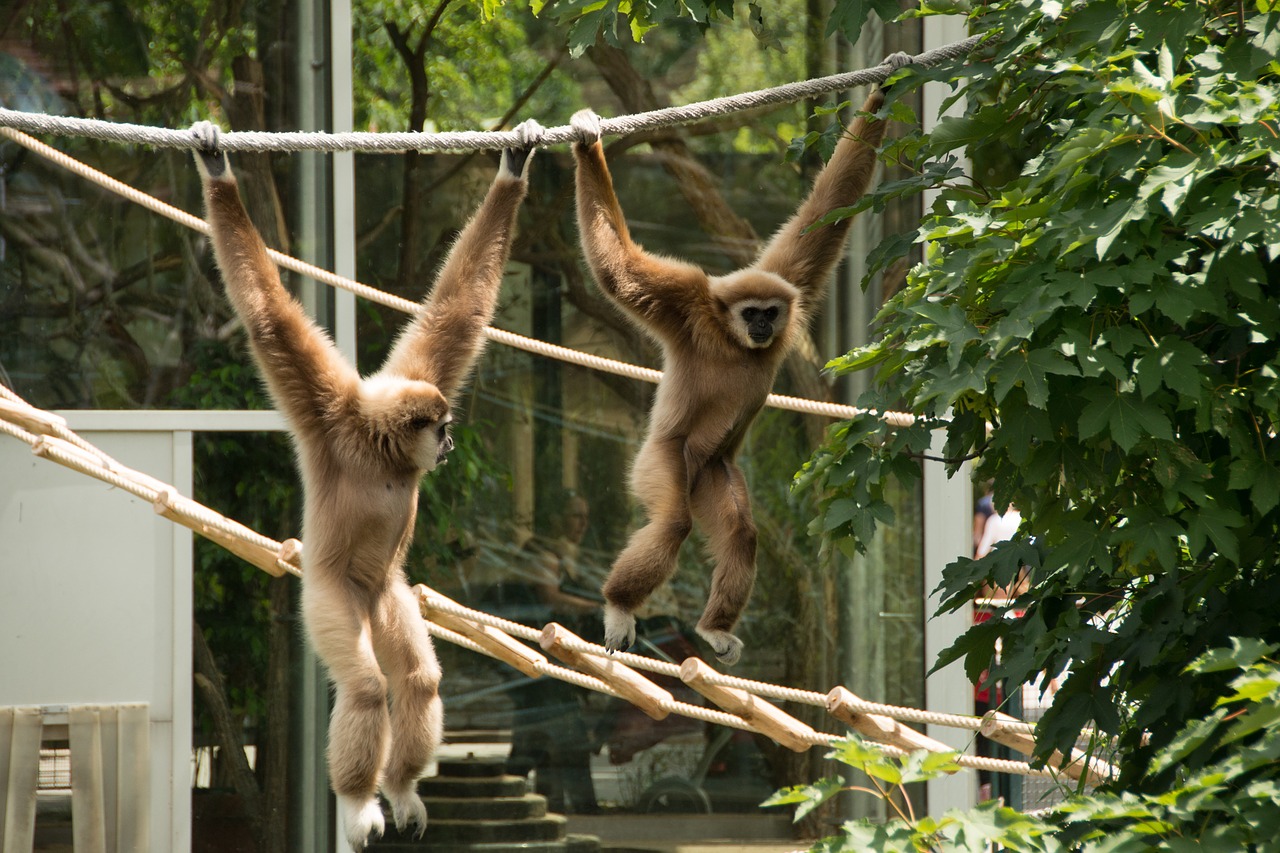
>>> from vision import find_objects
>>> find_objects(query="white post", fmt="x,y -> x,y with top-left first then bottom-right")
920,11 -> 976,816
923,435 -> 975,813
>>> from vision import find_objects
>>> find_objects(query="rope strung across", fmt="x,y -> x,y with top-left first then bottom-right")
0,387 -> 1118,784
0,124 -> 917,427
0,37 -> 982,152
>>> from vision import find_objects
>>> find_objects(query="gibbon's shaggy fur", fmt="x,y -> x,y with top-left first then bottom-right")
195,121 -> 540,850
571,90 -> 889,666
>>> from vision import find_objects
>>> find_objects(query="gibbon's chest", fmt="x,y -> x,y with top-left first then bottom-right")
300,455 -> 420,563
652,353 -> 774,437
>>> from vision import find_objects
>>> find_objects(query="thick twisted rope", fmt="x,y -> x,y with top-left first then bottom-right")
0,125 -> 918,427
0,37 -> 982,153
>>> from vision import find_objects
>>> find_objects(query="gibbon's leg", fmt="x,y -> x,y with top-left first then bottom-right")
303,580 -> 390,850
601,437 -> 694,652
689,461 -> 757,666
372,580 -> 442,837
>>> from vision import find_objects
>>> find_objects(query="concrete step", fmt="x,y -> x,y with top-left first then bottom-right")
566,833 -> 602,852
376,814 -> 568,846
371,840 -> 570,852
422,794 -> 547,821
420,774 -> 530,799
435,756 -> 508,778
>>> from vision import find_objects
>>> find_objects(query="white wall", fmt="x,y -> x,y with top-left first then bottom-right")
0,430 -> 193,852
921,12 -> 978,816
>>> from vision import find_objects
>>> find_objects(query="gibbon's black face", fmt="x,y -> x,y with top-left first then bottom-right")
741,305 -> 780,344
727,296 -> 789,349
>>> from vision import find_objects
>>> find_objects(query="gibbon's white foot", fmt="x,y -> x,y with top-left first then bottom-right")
696,627 -> 744,667
570,109 -> 603,145
602,602 -> 636,653
501,118 -> 545,180
384,781 -> 428,838
338,793 -> 385,851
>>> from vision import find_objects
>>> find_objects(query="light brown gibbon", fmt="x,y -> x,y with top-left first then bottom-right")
571,87 -> 890,667
194,120 -> 542,850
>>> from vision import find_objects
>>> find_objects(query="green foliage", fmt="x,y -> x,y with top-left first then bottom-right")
353,0 -> 579,132
497,0 -> 898,57
795,0 -> 1280,792
772,647 -> 1280,850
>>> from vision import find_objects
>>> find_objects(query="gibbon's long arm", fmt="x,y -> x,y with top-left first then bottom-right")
380,121 -> 542,400
572,116 -> 712,337
755,89 -> 887,310
197,152 -> 359,435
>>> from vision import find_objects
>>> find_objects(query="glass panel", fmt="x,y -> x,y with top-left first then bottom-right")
2,3 -> 928,844
0,10 -> 306,411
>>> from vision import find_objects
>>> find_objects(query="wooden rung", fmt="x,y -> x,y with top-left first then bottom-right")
151,489 -> 286,576
540,623 -> 671,721
417,586 -> 547,679
0,398 -> 68,436
680,658 -> 815,752
31,435 -> 108,473
276,538 -> 303,575
980,710 -> 1115,785
826,687 -> 955,759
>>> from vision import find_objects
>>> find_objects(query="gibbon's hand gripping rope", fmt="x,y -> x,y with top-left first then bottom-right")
0,388 -> 1120,785
0,124 -> 917,427
0,37 -> 983,153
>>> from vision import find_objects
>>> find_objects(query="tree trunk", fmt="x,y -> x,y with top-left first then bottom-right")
257,576 -> 292,853
586,43 -> 760,267
228,56 -> 290,254
193,621 -> 262,832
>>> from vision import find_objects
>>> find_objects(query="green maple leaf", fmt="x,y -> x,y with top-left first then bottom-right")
993,347 -> 1080,408
1079,386 -> 1174,452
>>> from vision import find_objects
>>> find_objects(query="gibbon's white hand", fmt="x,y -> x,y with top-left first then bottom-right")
502,118 -> 545,180
570,109 -> 603,145
189,121 -> 229,180
884,51 -> 913,72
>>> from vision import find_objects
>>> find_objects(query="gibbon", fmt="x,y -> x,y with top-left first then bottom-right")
194,120 -> 542,849
571,88 -> 889,667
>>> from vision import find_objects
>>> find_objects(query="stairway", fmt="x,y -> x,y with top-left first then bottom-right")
370,756 -> 601,852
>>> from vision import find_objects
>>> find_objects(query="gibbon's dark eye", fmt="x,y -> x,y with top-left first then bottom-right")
763,307 -> 778,322
741,307 -> 759,322
437,423 -> 449,441
409,415 -> 434,431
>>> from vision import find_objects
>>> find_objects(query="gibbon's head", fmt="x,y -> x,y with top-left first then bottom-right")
359,376 -> 454,473
713,270 -> 799,350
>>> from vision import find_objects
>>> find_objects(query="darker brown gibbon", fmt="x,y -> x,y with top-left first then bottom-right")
571,90 -> 889,667
195,120 -> 541,850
